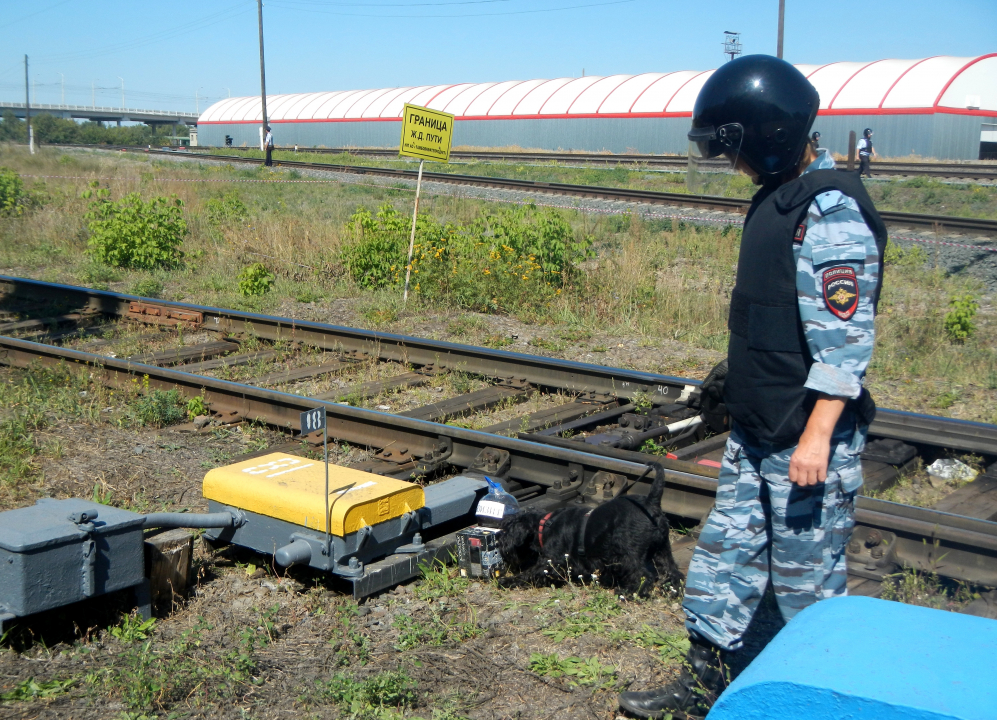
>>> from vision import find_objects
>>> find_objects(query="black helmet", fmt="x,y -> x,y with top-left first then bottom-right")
689,55 -> 819,181
863,128 -> 873,137
811,131 -> 821,140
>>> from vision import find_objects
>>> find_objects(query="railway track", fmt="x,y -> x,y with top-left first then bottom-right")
2,276 -> 997,606
198,145 -> 997,182
125,146 -> 997,236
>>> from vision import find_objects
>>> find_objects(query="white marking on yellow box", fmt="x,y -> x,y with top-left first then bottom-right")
203,453 -> 424,535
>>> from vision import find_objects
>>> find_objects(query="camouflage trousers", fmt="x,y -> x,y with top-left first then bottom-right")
682,422 -> 863,651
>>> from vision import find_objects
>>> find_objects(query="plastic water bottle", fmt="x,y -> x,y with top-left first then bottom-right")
475,476 -> 520,528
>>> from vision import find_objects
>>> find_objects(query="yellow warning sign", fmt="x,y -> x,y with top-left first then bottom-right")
400,103 -> 454,163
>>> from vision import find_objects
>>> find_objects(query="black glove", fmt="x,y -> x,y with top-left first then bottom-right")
699,359 -> 729,434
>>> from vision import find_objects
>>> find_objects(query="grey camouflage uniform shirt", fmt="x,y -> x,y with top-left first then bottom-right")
794,148 -> 880,483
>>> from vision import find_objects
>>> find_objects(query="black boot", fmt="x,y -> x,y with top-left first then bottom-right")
618,635 -> 729,718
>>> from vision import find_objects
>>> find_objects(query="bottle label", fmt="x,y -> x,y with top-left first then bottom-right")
476,500 -> 506,519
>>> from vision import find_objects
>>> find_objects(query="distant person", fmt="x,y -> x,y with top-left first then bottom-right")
811,130 -> 821,149
857,128 -> 876,178
225,134 -> 233,147
264,126 -> 274,166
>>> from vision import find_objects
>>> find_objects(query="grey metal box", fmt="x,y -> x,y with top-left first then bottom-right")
0,498 -> 146,618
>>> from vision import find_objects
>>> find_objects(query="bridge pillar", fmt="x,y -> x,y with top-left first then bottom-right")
709,596 -> 997,720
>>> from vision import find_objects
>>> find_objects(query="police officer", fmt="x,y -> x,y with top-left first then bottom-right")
857,128 -> 876,178
264,125 -> 274,167
811,130 -> 821,149
619,55 -> 887,718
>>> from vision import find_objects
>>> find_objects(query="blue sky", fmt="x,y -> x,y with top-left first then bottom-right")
0,0 -> 994,114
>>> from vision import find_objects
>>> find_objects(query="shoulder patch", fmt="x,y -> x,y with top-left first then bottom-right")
822,266 -> 859,320
814,190 -> 849,216
794,223 -> 807,244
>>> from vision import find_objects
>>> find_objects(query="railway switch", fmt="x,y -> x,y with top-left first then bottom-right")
202,452 -> 488,579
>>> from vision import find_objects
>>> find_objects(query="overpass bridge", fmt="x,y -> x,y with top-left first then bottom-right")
0,102 -> 198,127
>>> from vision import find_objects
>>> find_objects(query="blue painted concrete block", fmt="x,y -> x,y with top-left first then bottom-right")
708,596 -> 997,720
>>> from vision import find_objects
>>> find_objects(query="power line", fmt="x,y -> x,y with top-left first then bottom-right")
276,0 -> 514,5
0,0 -> 74,32
31,2 -> 249,66
266,0 -> 637,18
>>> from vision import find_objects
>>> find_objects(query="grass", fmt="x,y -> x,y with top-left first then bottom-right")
880,567 -> 980,611
528,653 -> 617,688
1,677 -> 76,703
0,145 -> 995,425
213,146 -> 997,219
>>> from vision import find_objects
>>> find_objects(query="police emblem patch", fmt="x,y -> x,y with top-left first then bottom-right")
822,266 -> 858,320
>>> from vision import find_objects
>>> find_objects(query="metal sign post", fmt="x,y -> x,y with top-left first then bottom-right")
398,103 -> 454,303
300,407 -> 329,556
403,160 -> 424,303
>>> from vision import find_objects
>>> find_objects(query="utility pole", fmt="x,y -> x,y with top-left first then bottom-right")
92,80 -> 96,108
195,90 -> 200,114
58,73 -> 64,104
118,77 -> 125,109
25,55 -> 33,154
257,0 -> 268,152
777,0 -> 785,59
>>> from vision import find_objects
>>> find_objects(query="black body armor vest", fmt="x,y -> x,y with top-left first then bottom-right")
724,169 -> 888,445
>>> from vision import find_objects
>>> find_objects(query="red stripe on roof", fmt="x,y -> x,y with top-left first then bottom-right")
512,78 -> 562,116
485,79 -> 532,116
663,70 -> 709,112
879,57 -> 937,108
627,72 -> 678,113
933,53 -> 997,109
441,82 -> 496,115
592,75 -> 636,114
827,60 -> 886,110
805,61 -> 840,79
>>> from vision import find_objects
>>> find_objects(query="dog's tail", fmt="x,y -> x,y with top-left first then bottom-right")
645,461 -> 667,508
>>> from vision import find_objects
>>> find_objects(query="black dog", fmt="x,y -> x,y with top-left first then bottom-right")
496,463 -> 681,595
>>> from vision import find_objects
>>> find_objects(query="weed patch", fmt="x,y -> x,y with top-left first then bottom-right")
1,677 -> 76,703
83,185 -> 186,270
129,277 -> 164,298
528,653 -> 616,688
943,294 -> 978,342
415,558 -> 470,600
130,388 -> 185,428
312,669 -> 417,717
881,567 -> 979,611
237,262 -> 275,296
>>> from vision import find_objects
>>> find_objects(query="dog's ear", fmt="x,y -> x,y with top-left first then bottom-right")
497,512 -> 540,569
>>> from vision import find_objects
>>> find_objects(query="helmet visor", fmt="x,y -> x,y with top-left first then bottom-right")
687,123 -> 743,195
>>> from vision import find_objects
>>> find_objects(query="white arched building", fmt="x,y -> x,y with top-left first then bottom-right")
198,54 -> 997,160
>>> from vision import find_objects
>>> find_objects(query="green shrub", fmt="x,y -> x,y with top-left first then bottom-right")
944,294 -> 978,343
485,203 -> 593,277
205,192 -> 249,225
341,204 -> 409,289
132,389 -> 186,427
186,395 -> 209,419
238,263 -> 275,296
339,203 -> 588,313
883,240 -> 928,267
78,261 -> 123,285
129,278 -> 164,298
83,185 -> 186,269
0,166 -> 26,216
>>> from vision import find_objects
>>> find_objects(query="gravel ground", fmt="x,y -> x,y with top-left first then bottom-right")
122,150 -> 997,291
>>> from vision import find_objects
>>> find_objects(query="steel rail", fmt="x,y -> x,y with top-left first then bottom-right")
1,332 -> 996,586
198,146 -> 997,181
4,274 -> 997,459
132,147 -> 997,235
